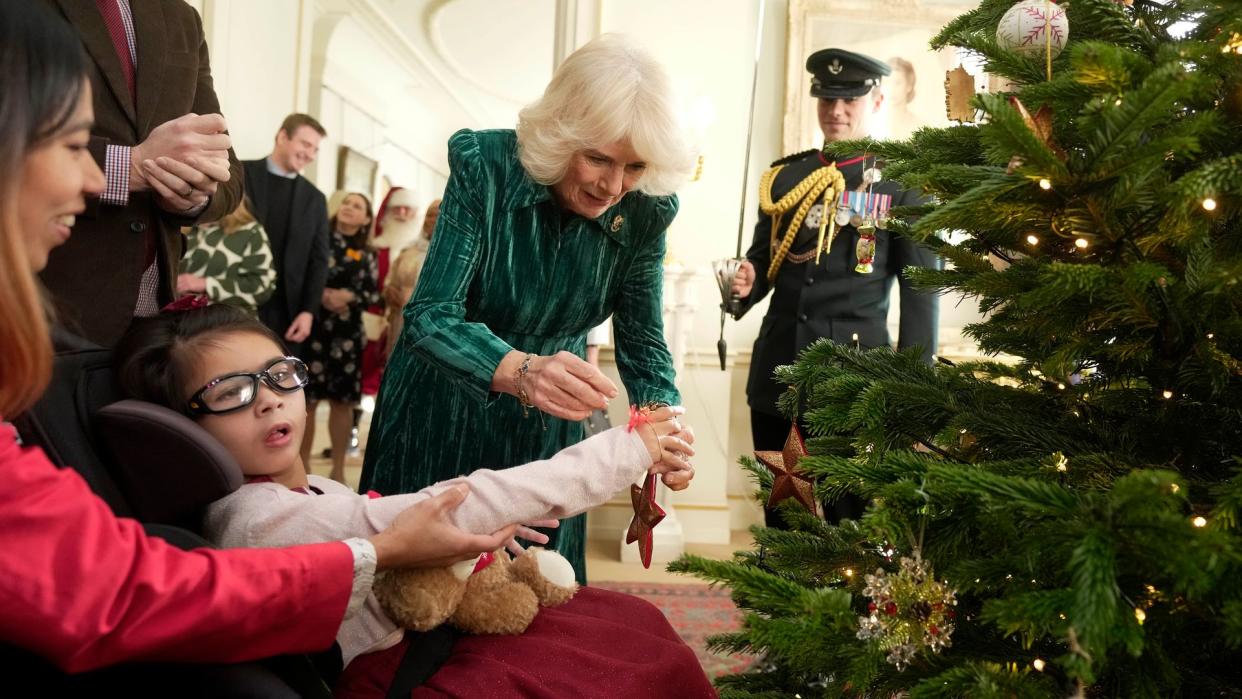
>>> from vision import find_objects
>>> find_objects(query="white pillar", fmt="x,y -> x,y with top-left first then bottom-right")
552,0 -> 601,69
618,264 -> 703,565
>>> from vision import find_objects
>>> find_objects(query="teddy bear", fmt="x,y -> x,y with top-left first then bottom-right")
374,546 -> 579,635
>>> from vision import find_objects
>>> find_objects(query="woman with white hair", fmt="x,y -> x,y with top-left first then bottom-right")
361,34 -> 698,582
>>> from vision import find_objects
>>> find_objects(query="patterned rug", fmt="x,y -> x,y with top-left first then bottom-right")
591,582 -> 757,678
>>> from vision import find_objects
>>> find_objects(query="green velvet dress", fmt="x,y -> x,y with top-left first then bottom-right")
359,129 -> 681,583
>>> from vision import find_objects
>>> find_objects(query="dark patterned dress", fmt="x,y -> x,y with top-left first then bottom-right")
303,231 -> 380,403
360,129 -> 681,584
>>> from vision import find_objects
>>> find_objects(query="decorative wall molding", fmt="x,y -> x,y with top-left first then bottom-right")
313,0 -> 491,125
591,500 -> 731,546
601,330 -> 987,370
661,264 -> 706,383
424,0 -> 534,106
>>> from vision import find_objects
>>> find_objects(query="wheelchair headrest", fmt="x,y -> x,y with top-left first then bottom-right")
13,344 -> 137,516
95,400 -> 243,526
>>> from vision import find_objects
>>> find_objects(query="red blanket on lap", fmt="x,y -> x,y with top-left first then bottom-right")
336,586 -> 717,699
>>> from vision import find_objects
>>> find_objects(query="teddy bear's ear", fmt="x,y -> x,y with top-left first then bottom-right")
511,547 -> 578,608
450,556 -> 478,581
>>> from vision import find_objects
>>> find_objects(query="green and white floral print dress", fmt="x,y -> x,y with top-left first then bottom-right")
179,221 -> 277,315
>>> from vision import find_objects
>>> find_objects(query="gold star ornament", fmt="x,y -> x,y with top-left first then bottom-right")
755,426 -> 819,516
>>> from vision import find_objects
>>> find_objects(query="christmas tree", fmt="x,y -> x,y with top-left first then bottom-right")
671,0 -> 1242,695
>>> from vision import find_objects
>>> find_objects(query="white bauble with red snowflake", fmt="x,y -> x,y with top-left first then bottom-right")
996,0 -> 1069,59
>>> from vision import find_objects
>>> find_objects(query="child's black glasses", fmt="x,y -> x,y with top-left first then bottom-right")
186,357 -> 309,416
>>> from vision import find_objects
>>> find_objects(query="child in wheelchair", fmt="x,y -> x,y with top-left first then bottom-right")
114,303 -> 713,697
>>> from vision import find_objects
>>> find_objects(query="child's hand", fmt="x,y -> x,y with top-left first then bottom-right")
637,406 -> 696,491
506,518 -> 559,557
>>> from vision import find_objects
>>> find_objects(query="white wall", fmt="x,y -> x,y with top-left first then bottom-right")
200,0 -> 306,163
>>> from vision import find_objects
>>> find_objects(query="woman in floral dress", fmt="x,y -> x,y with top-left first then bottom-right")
300,192 -> 380,482
177,198 -> 275,314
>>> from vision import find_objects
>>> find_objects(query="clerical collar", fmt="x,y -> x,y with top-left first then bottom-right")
265,157 -> 298,179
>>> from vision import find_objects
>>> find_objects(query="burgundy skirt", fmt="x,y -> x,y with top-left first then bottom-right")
335,586 -> 717,698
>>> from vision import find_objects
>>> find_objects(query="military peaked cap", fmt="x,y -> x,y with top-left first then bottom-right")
806,48 -> 891,99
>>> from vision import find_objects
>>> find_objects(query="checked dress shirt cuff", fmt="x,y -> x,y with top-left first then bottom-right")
103,144 -> 131,206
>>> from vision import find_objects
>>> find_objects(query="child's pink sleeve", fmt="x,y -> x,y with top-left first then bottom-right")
209,426 -> 649,546
426,425 -> 651,534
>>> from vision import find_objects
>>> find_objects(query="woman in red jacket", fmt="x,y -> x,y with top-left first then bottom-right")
0,1 -> 515,674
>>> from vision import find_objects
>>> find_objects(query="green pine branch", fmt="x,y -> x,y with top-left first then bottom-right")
693,0 -> 1242,694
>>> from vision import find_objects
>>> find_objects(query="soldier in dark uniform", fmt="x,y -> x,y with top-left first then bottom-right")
731,48 -> 940,524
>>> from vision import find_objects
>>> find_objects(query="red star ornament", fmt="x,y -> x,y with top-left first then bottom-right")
755,426 -> 819,516
625,473 -> 666,568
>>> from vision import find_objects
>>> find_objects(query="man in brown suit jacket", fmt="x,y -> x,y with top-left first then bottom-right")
40,0 -> 243,346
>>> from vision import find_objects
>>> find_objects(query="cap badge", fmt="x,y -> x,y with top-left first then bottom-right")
610,215 -> 625,232
828,58 -> 844,75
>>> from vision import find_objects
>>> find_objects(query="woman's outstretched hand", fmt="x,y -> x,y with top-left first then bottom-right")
636,405 -> 696,491
369,484 -> 518,570
493,350 -> 618,421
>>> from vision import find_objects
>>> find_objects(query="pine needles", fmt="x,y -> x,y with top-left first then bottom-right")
672,0 -> 1242,695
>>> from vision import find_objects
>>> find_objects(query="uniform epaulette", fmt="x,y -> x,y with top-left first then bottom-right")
769,149 -> 818,167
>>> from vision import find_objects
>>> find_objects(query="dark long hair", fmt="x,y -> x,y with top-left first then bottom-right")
0,2 -> 89,416
116,305 -> 287,414
330,192 -> 374,250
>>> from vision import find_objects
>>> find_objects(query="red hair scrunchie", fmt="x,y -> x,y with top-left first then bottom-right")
161,294 -> 210,313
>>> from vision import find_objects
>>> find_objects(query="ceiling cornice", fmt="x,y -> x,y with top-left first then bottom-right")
313,0 -> 491,125
423,0 -> 537,107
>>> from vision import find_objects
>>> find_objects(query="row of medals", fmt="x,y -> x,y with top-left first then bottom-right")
832,166 -> 889,274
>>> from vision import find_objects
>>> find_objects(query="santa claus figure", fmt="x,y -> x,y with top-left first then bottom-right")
361,186 -> 419,397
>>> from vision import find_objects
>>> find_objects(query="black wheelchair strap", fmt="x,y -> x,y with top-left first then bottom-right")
385,626 -> 458,699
